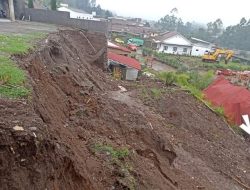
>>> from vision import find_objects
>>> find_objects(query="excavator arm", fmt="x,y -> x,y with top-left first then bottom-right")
225,51 -> 234,64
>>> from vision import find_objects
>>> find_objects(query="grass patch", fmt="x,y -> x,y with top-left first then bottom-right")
140,87 -> 164,100
154,52 -> 250,71
0,32 -> 46,98
0,56 -> 29,98
92,143 -> 135,189
0,33 -> 46,54
93,144 -> 130,160
150,88 -> 162,98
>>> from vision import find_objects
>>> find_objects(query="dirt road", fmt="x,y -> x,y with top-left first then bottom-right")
0,21 -> 58,34
151,60 -> 176,72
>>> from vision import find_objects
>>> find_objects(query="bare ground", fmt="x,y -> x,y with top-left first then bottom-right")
0,21 -> 58,34
0,29 -> 250,190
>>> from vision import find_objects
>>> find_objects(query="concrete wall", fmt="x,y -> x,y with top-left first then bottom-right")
14,0 -> 25,19
125,68 -> 138,81
24,8 -> 108,34
192,45 -> 211,57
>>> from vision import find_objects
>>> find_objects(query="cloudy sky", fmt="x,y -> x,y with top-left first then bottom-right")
96,0 -> 249,26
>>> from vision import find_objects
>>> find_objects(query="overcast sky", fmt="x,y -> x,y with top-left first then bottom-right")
96,0 -> 249,26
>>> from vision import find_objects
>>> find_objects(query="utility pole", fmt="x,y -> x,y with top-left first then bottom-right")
8,0 -> 15,21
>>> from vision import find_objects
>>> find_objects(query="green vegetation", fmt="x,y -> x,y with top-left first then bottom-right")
0,33 -> 46,98
154,52 -> 250,71
28,0 -> 34,8
157,72 -> 177,86
93,144 -> 130,160
92,143 -> 135,189
140,86 -> 165,100
50,0 -> 57,10
0,33 -> 45,54
145,68 -> 226,115
150,88 -> 163,98
0,57 -> 29,98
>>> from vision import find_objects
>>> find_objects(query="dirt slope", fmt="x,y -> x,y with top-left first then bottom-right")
0,30 -> 250,190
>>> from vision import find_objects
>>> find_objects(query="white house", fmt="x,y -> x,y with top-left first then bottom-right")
58,4 -> 98,20
153,31 -> 192,55
190,37 -> 215,56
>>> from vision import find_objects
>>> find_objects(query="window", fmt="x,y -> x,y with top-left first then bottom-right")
164,46 -> 168,51
173,47 -> 177,51
183,48 -> 188,53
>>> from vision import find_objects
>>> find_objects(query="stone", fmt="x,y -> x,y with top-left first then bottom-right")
13,125 -> 24,131
29,127 -> 37,131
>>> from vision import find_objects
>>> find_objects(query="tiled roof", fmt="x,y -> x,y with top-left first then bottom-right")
154,31 -> 179,41
108,52 -> 141,70
108,22 -> 153,35
108,42 -> 131,53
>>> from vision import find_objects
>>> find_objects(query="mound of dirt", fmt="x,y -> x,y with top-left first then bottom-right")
1,30 -> 250,190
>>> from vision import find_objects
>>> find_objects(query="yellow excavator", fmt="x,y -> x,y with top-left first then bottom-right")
202,48 -> 234,64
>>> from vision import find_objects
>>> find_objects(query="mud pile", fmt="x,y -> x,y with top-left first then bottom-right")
0,30 -> 250,190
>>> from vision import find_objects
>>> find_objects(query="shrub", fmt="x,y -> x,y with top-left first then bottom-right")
157,72 -> 177,86
188,70 -> 214,90
94,144 -> 130,160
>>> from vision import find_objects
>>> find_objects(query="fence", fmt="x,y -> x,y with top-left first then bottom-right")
24,8 -> 108,34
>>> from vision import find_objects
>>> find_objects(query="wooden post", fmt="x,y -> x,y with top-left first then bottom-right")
8,0 -> 15,21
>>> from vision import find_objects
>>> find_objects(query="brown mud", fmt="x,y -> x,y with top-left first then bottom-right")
0,30 -> 250,190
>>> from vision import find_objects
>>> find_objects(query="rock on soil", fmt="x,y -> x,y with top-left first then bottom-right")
0,30 -> 250,190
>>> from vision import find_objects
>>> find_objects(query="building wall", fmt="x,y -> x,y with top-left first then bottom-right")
158,43 -> 192,55
125,68 -> 138,80
57,7 -> 95,20
24,8 -> 108,34
191,45 -> 211,56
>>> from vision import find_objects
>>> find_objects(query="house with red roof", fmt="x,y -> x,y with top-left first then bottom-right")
108,41 -> 131,56
107,52 -> 141,81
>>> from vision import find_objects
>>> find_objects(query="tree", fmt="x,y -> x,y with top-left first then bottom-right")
28,0 -> 34,8
156,14 -> 179,31
218,18 -> 250,51
90,0 -> 96,7
213,19 -> 223,35
51,0 -> 57,10
104,10 -> 113,18
144,22 -> 150,27
240,17 -> 247,26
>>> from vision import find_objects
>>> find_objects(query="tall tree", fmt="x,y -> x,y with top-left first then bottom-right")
240,17 -> 247,26
51,0 -> 57,10
28,0 -> 34,8
218,18 -> 250,51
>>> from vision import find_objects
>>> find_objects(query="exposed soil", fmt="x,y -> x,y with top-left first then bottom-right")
1,29 -> 250,190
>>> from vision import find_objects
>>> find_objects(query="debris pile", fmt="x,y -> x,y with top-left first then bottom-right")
0,30 -> 250,190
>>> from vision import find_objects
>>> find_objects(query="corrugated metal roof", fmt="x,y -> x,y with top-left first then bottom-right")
108,52 -> 141,70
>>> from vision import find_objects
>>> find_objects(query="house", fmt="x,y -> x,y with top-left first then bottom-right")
190,37 -> 215,56
108,52 -> 141,80
108,17 -> 154,38
58,4 -> 99,20
108,41 -> 131,56
153,31 -> 192,55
